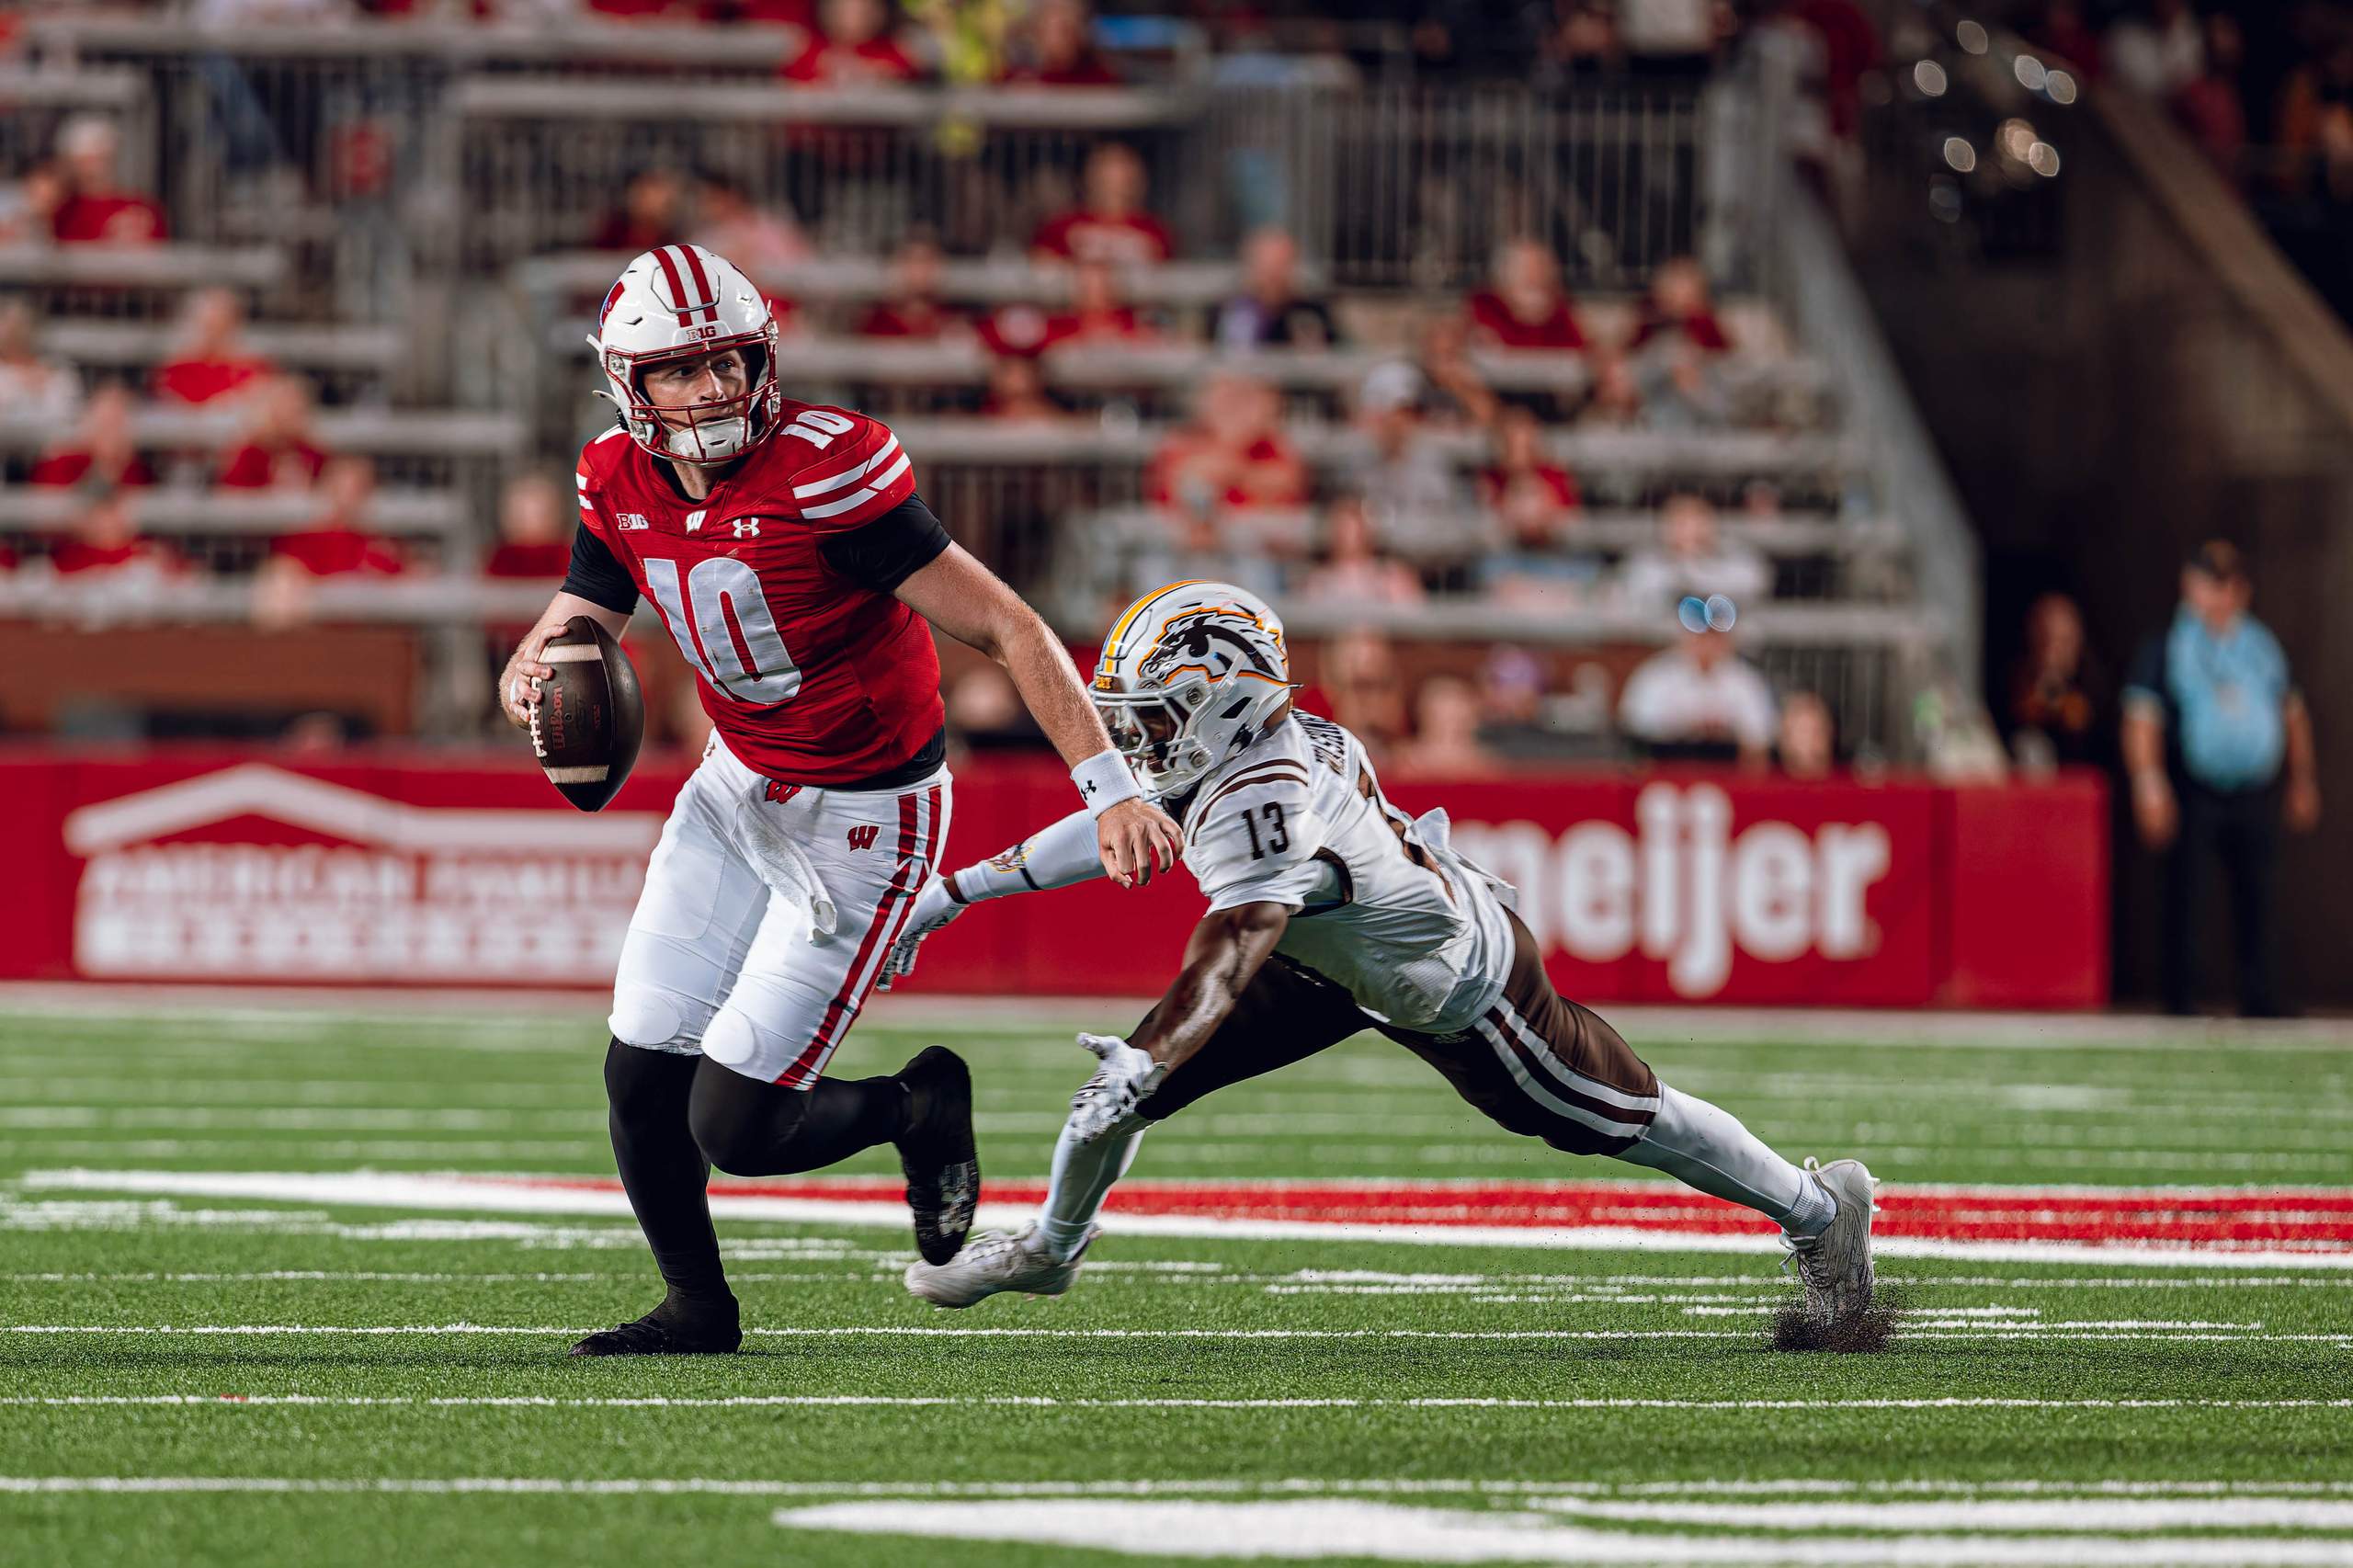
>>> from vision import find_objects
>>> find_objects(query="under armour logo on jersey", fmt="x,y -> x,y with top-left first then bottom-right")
732,518 -> 762,538
686,510 -> 706,532
846,825 -> 881,851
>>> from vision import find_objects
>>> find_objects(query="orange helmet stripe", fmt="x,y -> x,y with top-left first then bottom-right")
1103,580 -> 1207,666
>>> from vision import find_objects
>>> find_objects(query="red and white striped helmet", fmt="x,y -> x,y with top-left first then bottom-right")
590,244 -> 781,463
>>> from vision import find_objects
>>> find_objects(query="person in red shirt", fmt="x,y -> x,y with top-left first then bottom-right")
592,167 -> 689,255
856,233 -> 964,339
1148,371 -> 1307,513
483,472 -> 574,580
1042,259 -> 1153,347
49,488 -> 180,578
214,376 -> 330,490
979,354 -> 1067,420
782,0 -> 920,84
1627,256 -> 1733,354
267,457 -> 404,577
1002,0 -> 1121,86
152,290 -> 275,407
48,116 -> 168,246
1479,403 -> 1581,517
1464,238 -> 1586,350
30,385 -> 156,490
1031,142 -> 1174,266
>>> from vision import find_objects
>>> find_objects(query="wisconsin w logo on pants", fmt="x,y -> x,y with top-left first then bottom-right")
846,825 -> 881,851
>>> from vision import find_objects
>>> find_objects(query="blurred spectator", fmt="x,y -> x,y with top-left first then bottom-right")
1351,361 -> 1472,557
1465,238 -> 1586,350
1535,2 -> 1621,85
267,457 -> 404,578
49,489 -> 179,579
1619,0 -> 1723,77
1475,645 -> 1556,756
2006,591 -> 2107,769
1617,493 -> 1769,610
979,355 -> 1067,419
2024,0 -> 2102,79
1628,257 -> 1732,354
215,376 -> 328,491
783,0 -> 922,84
858,233 -> 962,339
1149,371 -> 1307,512
1618,624 -> 1779,764
1002,0 -> 1121,86
1757,0 -> 1881,139
0,299 -> 82,424
152,290 -> 273,407
945,665 -> 1045,752
2172,14 -> 2246,180
2106,0 -> 2202,100
592,167 -> 688,254
484,472 -> 574,580
49,117 -> 168,245
1298,497 -> 1424,608
689,169 -> 812,290
1479,404 -> 1580,517
1418,312 -> 1500,426
1043,260 -> 1154,347
2272,33 -> 2353,202
0,166 -> 69,246
1580,350 -> 1646,426
1390,675 -> 1503,778
1319,626 -> 1409,755
1032,142 -> 1175,265
1211,226 -> 1341,349
2122,540 -> 2320,1017
699,0 -> 819,26
31,386 -> 155,489
1632,343 -> 1730,430
1776,690 -> 1836,778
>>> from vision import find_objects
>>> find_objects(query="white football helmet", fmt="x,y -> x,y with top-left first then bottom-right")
1092,581 -> 1292,799
590,244 -> 782,464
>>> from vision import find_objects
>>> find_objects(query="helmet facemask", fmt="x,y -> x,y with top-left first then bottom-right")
1094,676 -> 1217,797
605,324 -> 781,465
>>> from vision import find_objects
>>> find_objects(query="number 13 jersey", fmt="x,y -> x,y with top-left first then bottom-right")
573,402 -> 946,788
1178,711 -> 1517,1036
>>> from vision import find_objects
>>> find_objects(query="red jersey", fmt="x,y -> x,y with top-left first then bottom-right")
1030,210 -> 1174,266
574,403 -> 942,787
1466,290 -> 1586,350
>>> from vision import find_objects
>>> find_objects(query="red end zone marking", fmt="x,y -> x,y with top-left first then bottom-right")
504,1177 -> 2353,1251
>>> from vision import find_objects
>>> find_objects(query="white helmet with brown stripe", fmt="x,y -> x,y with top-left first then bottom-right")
590,244 -> 782,463
1092,581 -> 1292,799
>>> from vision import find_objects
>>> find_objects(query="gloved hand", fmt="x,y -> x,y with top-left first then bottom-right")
877,873 -> 964,992
1069,1032 -> 1166,1142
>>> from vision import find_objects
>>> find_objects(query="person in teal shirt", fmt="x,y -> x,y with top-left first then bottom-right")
2122,541 -> 2322,1016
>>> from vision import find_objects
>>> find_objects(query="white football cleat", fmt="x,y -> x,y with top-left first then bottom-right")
1781,1157 -> 1877,1322
904,1221 -> 1093,1310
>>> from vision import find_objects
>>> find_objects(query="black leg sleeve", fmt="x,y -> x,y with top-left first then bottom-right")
688,1062 -> 911,1177
602,1040 -> 732,1309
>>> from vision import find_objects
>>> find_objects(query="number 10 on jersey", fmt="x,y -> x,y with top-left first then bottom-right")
643,556 -> 803,705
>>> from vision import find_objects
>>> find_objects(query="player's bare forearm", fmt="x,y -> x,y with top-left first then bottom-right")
1129,902 -> 1290,1078
501,593 -> 631,727
896,544 -> 1116,767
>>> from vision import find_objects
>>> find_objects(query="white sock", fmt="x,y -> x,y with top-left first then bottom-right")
1035,1116 -> 1145,1262
1614,1083 -> 1835,1238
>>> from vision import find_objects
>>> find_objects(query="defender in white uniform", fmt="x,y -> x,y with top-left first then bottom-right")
885,583 -> 1879,1324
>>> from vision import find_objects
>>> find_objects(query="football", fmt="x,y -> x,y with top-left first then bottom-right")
529,616 -> 644,812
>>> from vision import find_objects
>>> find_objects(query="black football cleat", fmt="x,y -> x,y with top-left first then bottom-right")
896,1045 -> 980,1267
568,1297 -> 742,1358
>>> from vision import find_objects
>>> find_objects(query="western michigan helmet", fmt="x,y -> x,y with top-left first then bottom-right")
1092,581 -> 1291,799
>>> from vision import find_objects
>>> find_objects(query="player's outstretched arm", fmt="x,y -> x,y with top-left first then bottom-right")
895,544 -> 1182,887
500,593 -> 632,729
878,810 -> 1108,991
1067,901 -> 1290,1140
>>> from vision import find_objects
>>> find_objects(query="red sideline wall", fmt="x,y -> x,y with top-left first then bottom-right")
0,749 -> 2108,1007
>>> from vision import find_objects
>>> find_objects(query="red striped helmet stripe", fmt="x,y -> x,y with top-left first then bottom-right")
649,246 -> 694,327
675,244 -> 721,324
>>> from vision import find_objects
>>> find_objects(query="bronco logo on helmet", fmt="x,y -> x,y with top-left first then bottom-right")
1092,583 -> 1293,799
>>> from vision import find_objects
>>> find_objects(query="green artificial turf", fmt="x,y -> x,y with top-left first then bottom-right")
1,1002 -> 2348,1566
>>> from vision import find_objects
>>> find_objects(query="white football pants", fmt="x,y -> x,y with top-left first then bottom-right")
608,733 -> 950,1086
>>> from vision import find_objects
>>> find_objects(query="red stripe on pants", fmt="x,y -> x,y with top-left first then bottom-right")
779,787 -> 937,1086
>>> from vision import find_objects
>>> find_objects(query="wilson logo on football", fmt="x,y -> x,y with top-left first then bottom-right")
846,825 -> 881,851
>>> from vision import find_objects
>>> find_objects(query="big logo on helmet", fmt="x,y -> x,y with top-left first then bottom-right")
1139,610 -> 1279,687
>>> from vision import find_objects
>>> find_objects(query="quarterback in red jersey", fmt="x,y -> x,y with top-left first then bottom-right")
498,244 -> 1179,1357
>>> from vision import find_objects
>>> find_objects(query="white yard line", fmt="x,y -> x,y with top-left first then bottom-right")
4,1324 -> 2347,1345
768,1497 -> 2353,1563
6,1395 -> 2350,1413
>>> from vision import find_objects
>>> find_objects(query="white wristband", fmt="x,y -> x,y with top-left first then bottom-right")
1072,749 -> 1142,818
